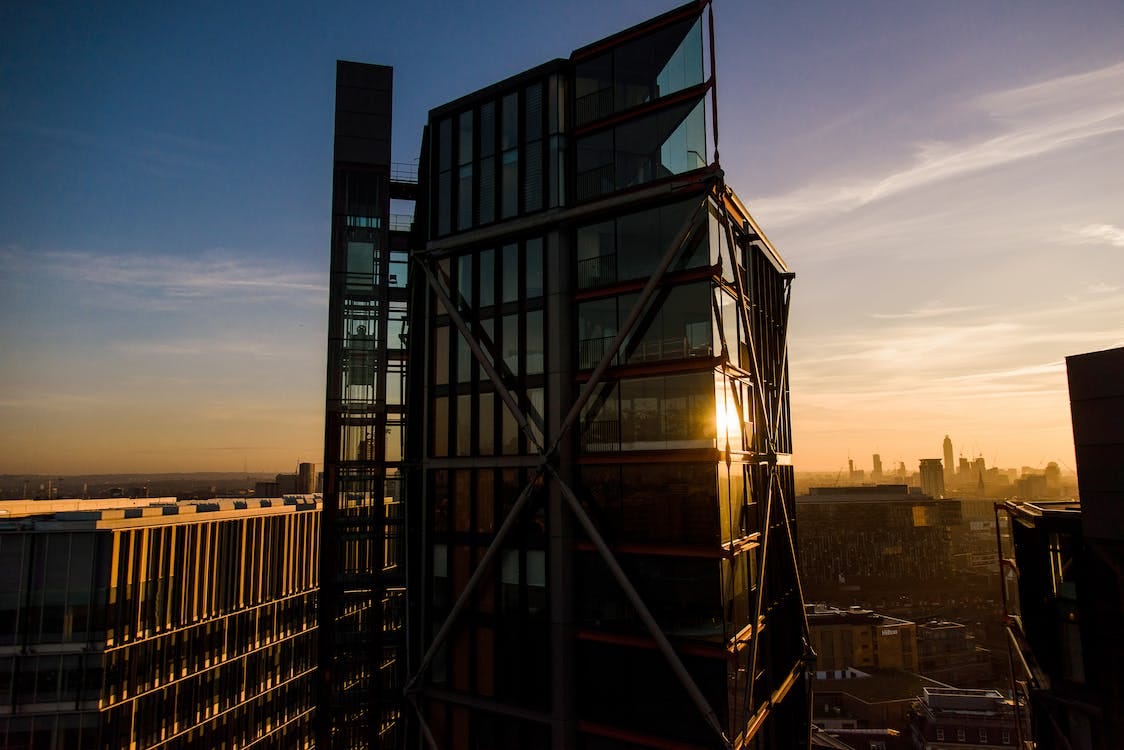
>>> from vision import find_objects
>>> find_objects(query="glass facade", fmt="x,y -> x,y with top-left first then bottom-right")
404,4 -> 810,748
0,500 -> 320,749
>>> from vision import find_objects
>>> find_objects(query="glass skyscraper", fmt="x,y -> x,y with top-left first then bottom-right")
323,3 -> 811,747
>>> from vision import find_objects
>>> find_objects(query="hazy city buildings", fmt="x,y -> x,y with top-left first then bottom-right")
915,620 -> 993,687
998,346 -> 1124,749
918,458 -> 944,499
797,485 -> 959,597
0,497 -> 320,749
321,2 -> 813,747
942,436 -> 954,484
806,604 -> 917,672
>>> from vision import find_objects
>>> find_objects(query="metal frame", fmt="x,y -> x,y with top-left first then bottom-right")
407,179 -> 809,748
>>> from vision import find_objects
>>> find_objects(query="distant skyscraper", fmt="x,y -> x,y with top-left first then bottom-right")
943,435 -> 954,480
872,453 -> 883,482
919,458 -> 945,498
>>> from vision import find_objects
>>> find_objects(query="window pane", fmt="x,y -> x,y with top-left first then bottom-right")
501,93 -> 519,151
456,394 -> 473,456
479,156 -> 495,224
458,164 -> 473,230
479,392 -> 495,457
480,101 -> 495,158
502,150 -> 518,218
502,244 -> 519,303
525,238 -> 543,298
502,314 -> 520,375
433,397 -> 449,456
434,326 -> 449,386
526,310 -> 544,376
458,111 -> 473,165
479,248 -> 495,307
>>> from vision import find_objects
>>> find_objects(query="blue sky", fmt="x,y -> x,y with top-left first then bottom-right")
2,1 -> 1122,474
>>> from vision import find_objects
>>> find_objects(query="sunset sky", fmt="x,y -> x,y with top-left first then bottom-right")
2,1 -> 1122,475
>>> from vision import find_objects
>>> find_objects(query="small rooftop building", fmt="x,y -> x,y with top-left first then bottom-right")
908,687 -> 1017,749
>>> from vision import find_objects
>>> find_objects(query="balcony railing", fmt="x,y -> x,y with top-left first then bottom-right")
577,253 -> 617,289
390,162 -> 418,184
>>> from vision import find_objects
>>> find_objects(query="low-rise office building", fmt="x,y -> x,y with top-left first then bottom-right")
0,496 -> 320,749
909,687 -> 1017,749
808,604 -> 918,672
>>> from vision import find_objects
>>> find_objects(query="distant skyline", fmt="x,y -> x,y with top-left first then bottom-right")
2,1 -> 1123,474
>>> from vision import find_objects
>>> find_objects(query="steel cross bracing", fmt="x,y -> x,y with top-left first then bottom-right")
406,177 -> 806,748
710,184 -> 811,739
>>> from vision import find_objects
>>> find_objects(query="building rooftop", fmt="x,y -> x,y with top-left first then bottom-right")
920,687 -> 1012,714
806,603 -> 914,628
814,670 -> 949,704
0,496 -> 321,531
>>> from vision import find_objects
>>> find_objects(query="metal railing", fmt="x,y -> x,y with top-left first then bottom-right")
390,162 -> 418,184
389,213 -> 413,232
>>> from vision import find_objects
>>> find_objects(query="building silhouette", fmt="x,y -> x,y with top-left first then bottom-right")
0,497 -> 320,748
998,346 -> 1124,748
322,2 -> 812,747
319,61 -> 412,749
943,435 -> 954,482
919,458 -> 944,498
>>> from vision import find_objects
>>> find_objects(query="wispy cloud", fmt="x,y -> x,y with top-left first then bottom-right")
752,61 -> 1124,227
2,248 -> 327,302
1071,223 -> 1124,248
868,304 -> 985,320
3,122 -> 227,176
112,338 -> 286,358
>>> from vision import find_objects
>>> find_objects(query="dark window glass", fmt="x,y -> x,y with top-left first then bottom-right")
526,310 -> 544,376
480,101 -> 495,157
524,83 -> 543,142
433,326 -> 449,386
456,253 -> 473,309
458,164 -> 473,230
574,53 -> 612,126
614,17 -> 703,111
524,143 -> 542,212
433,398 -> 449,456
479,248 -> 495,307
501,150 -> 518,218
479,156 -> 495,224
479,392 -> 495,456
525,237 -> 543,298
501,93 -> 519,151
456,394 -> 473,456
438,118 -> 453,171
502,314 -> 520,375
437,171 -> 451,236
501,243 -> 519,303
458,111 -> 473,165
575,130 -> 614,201
457,331 -> 473,384
578,298 -> 617,369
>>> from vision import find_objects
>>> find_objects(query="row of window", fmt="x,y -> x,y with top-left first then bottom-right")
434,79 -> 565,236
933,726 -> 1012,743
103,594 -> 316,704
104,512 -> 319,646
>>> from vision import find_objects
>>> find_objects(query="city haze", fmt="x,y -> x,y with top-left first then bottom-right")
3,0 -> 1123,473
